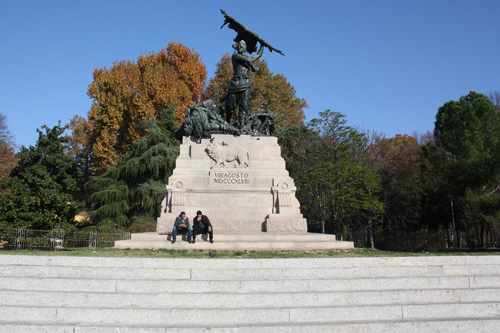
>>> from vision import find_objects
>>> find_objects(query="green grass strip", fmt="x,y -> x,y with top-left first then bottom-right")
1,248 -> 499,258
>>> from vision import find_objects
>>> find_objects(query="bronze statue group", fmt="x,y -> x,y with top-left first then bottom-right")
176,10 -> 283,142
176,39 -> 275,142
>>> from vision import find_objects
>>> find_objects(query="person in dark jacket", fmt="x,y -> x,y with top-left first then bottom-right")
192,210 -> 214,243
172,211 -> 193,244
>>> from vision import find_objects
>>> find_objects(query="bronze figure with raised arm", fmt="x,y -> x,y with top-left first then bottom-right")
223,40 -> 264,129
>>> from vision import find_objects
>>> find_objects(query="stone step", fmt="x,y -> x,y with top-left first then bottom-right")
1,262 -> 499,280
187,264 -> 500,280
0,302 -> 499,327
1,254 -> 498,269
1,318 -> 499,333
0,264 -> 191,280
116,231 -> 353,250
115,239 -> 354,250
1,288 -> 500,309
131,231 -> 338,242
2,275 -> 499,293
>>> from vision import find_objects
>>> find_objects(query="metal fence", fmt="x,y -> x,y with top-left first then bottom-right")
0,227 -> 131,251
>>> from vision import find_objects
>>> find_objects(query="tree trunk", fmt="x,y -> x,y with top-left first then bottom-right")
368,219 -> 375,249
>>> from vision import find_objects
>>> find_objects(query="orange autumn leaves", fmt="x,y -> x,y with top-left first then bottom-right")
74,43 -> 207,173
0,113 -> 16,186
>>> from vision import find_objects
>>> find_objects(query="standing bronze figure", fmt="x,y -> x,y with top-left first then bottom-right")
224,40 -> 263,128
220,10 -> 284,130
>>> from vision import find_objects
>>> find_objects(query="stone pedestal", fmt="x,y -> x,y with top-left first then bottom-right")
157,134 -> 308,233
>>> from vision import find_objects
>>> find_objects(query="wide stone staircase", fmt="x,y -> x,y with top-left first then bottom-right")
0,254 -> 499,332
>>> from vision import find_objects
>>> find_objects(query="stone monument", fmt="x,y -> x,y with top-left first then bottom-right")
156,10 -> 307,234
156,133 -> 307,233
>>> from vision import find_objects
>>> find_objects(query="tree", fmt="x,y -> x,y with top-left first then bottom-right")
204,54 -> 307,127
75,42 -> 206,173
434,91 -> 500,247
0,124 -> 83,229
87,112 -> 179,231
66,114 -> 92,203
489,91 -> 500,111
435,91 -> 500,189
276,124 -> 310,165
367,134 -> 426,231
0,113 -> 17,186
285,110 -> 383,243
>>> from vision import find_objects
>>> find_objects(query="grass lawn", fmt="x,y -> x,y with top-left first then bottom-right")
0,247 -> 499,258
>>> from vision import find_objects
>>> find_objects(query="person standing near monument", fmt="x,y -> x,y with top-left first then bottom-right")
224,40 -> 264,129
172,212 -> 193,244
192,210 -> 214,244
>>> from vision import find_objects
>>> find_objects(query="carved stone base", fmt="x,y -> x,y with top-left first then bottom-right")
265,215 -> 307,233
157,134 -> 308,233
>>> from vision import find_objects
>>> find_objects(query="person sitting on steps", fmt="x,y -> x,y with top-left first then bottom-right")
192,210 -> 214,244
172,211 -> 193,244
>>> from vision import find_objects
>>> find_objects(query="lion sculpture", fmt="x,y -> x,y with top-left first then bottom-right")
205,138 -> 249,168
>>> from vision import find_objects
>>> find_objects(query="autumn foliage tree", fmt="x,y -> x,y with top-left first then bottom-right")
204,54 -> 307,127
0,113 -> 17,186
368,135 -> 426,231
74,42 -> 207,173
361,132 -> 455,250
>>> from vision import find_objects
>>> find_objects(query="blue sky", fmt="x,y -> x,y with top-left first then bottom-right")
1,0 -> 499,148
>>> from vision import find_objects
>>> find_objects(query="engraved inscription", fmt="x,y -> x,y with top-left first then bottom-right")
210,169 -> 251,186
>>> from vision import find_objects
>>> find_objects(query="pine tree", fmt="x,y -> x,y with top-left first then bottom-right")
87,112 -> 179,231
434,91 -> 500,247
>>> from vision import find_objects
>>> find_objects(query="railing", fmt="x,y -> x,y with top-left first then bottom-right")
0,227 -> 131,251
